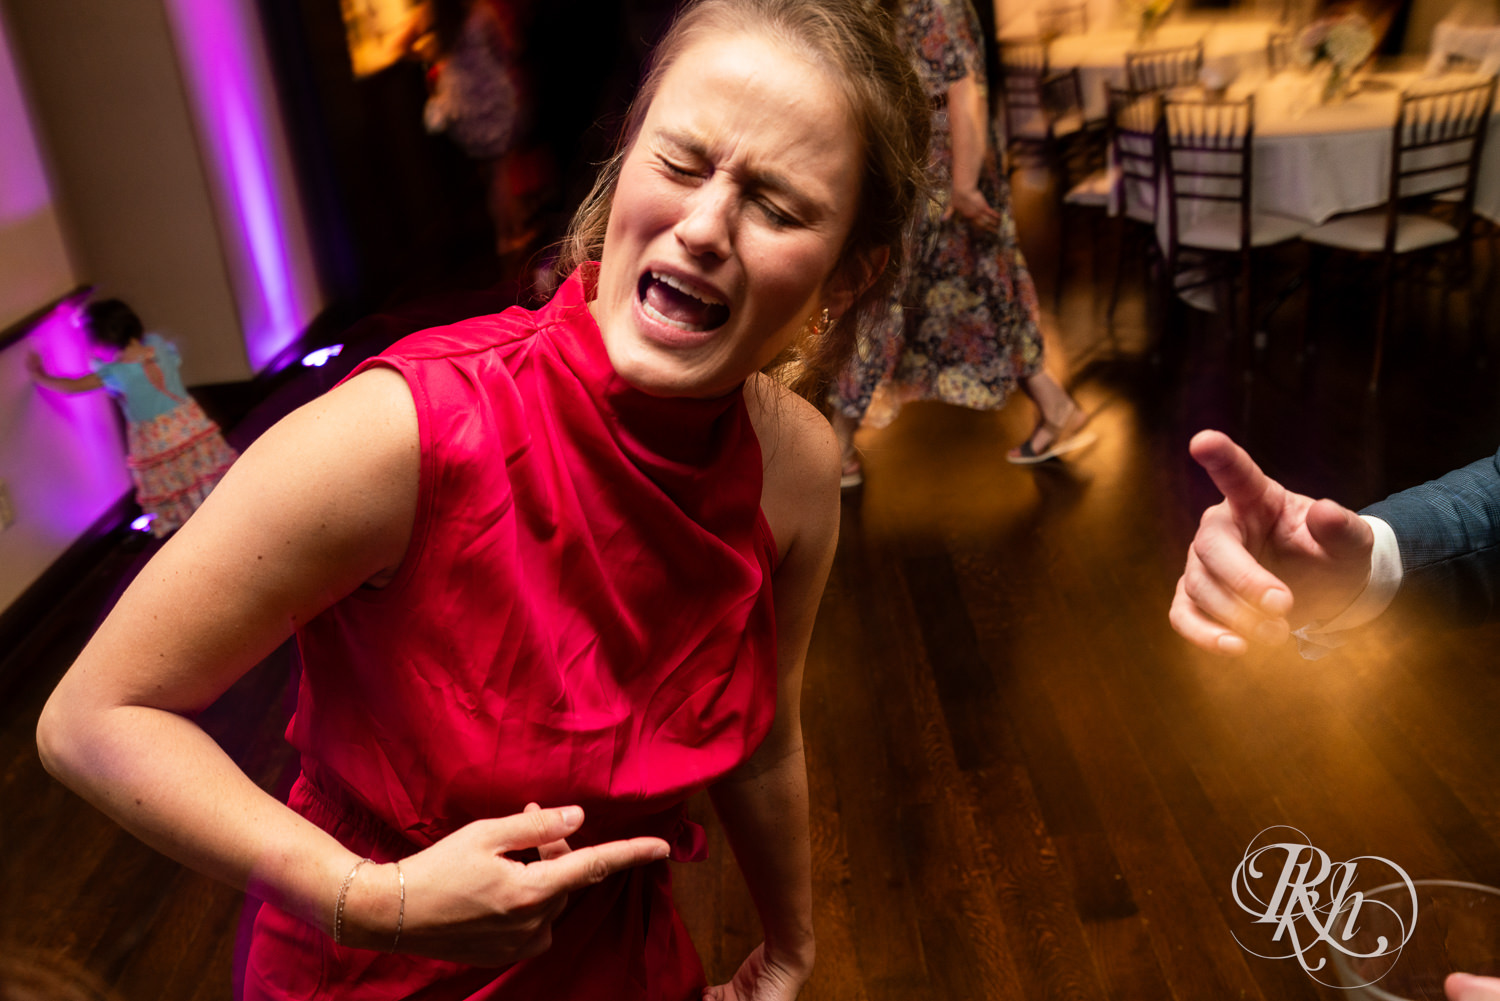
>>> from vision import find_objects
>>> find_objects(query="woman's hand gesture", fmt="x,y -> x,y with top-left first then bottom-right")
347,804 -> 667,966
704,943 -> 810,1001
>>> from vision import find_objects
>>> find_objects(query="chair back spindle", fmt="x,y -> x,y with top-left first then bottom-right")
1000,40 -> 1084,172
1162,94 -> 1255,257
999,40 -> 1050,162
1387,77 -> 1497,250
1126,42 -> 1205,92
1108,84 -> 1162,226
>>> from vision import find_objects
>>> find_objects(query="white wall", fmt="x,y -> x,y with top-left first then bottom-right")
0,7 -> 75,335
2,0 -> 252,387
0,7 -> 125,613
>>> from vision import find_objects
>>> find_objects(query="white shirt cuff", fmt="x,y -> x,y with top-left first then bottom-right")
1292,516 -> 1402,659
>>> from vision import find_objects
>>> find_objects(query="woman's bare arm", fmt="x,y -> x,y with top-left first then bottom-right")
707,379 -> 841,998
36,366 -> 669,962
946,72 -> 1003,229
37,367 -> 422,929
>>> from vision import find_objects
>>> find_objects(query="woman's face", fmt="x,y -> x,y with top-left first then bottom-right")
590,30 -> 866,399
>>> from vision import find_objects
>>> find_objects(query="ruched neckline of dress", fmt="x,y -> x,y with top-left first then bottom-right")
547,263 -> 747,472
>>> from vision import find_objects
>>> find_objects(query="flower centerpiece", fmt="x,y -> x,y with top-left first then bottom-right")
1127,0 -> 1175,42
1295,12 -> 1376,103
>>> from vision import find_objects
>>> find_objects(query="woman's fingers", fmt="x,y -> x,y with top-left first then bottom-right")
523,802 -> 573,861
470,806 -> 665,900
966,203 -> 1000,228
524,836 -> 671,897
393,808 -> 665,966
482,807 -> 667,910
949,188 -> 1001,229
488,804 -> 584,856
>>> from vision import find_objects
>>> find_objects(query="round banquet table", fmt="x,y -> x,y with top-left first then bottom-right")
1045,18 -> 1280,119
1112,67 -> 1500,249
1244,68 -> 1500,227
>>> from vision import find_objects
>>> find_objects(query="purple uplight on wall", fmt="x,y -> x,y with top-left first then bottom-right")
217,74 -> 297,343
162,0 -> 323,373
0,9 -> 50,222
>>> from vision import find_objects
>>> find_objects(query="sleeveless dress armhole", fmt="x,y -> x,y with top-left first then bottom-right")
334,357 -> 439,603
754,509 -> 781,574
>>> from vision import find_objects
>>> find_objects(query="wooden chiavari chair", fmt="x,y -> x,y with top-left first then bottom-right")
1300,76 -> 1498,389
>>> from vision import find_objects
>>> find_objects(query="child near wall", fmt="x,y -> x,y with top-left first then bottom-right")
27,299 -> 238,538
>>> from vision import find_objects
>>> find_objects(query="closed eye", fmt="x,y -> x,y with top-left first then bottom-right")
755,200 -> 797,228
660,156 -> 703,180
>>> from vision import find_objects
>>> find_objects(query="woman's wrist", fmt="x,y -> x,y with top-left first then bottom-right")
335,859 -> 407,952
764,932 -> 816,980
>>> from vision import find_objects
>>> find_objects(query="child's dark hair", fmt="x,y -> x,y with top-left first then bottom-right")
85,299 -> 144,349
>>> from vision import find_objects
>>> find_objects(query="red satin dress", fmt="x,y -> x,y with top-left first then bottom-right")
243,265 -> 779,1000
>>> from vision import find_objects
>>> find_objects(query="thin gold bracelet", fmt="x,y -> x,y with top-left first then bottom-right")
392,861 -> 406,953
333,857 -> 373,946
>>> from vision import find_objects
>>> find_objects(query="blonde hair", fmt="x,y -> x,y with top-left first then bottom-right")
557,0 -> 929,399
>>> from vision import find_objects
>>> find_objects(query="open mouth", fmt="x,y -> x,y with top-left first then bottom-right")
638,270 -> 731,333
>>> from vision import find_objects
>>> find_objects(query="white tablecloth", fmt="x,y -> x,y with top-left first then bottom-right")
1247,69 -> 1500,226
1115,68 -> 1500,249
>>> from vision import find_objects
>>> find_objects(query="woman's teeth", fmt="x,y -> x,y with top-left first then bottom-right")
652,270 -> 725,306
640,271 -> 730,332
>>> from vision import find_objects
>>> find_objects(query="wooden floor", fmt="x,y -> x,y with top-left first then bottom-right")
4,178 -> 1500,1000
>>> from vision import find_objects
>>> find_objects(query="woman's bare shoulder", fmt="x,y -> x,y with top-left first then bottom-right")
178,365 -> 421,589
244,366 -> 418,506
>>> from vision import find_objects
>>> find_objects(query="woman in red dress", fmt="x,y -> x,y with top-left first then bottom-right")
35,2 -> 928,999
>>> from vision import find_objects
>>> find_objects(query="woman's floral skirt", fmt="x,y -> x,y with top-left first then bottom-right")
126,401 -> 238,537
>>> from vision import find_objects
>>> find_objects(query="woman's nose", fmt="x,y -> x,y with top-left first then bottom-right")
674,181 -> 735,260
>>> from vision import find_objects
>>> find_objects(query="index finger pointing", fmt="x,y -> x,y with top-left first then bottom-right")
1189,430 -> 1276,515
524,837 -> 670,895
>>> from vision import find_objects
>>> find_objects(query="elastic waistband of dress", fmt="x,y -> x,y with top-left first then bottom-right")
291,771 -> 418,861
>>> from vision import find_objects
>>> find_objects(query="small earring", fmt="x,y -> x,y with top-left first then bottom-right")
816,308 -> 831,335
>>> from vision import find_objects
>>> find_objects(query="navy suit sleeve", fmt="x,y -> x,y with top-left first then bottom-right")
1361,447 -> 1500,627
